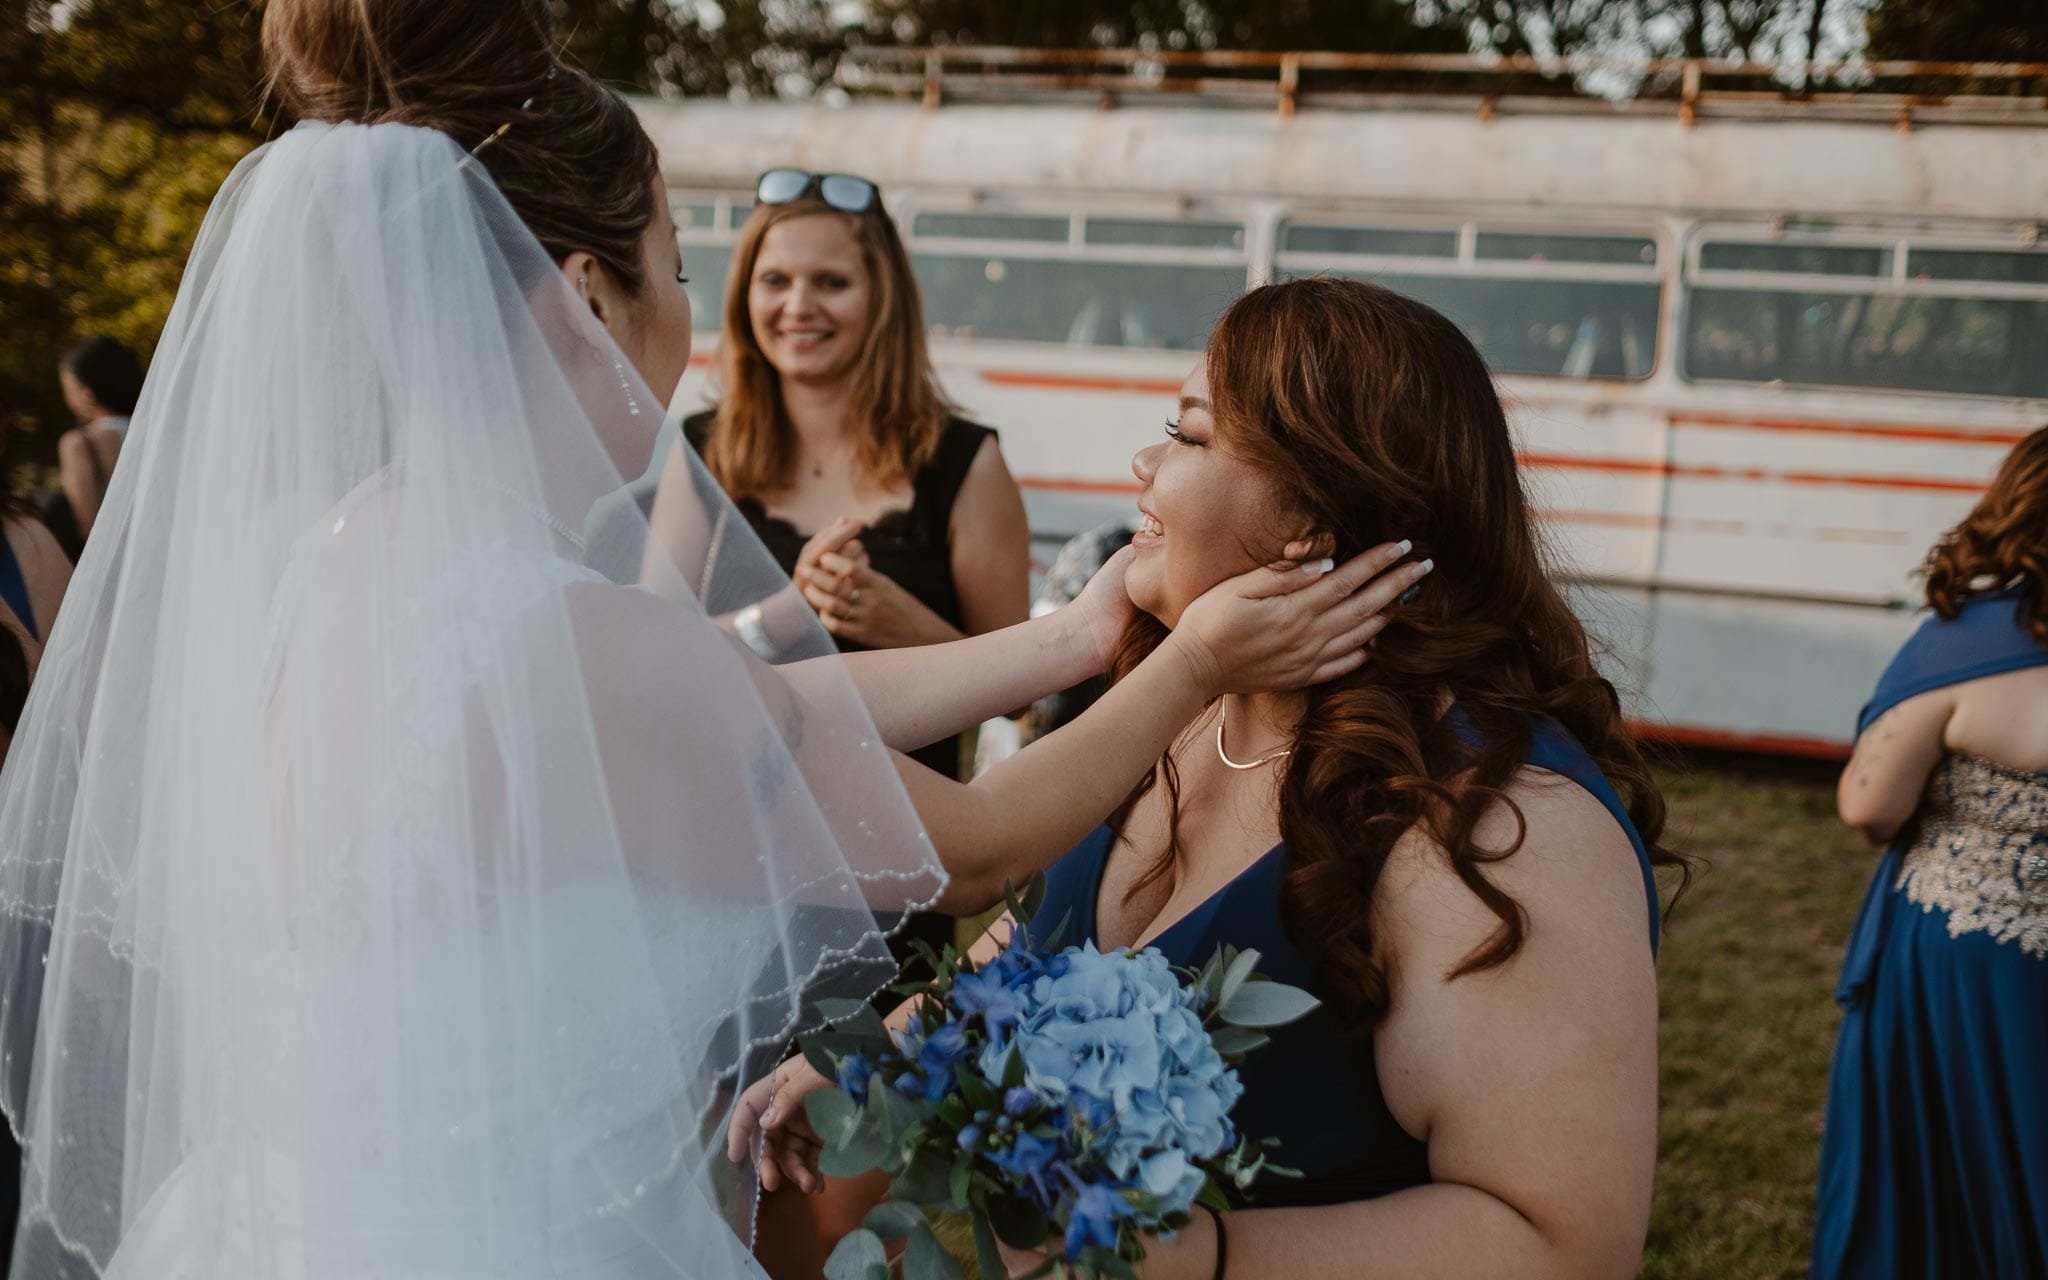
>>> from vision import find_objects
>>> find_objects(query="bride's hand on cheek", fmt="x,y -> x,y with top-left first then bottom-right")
1068,544 -> 1139,670
1170,538 -> 1434,697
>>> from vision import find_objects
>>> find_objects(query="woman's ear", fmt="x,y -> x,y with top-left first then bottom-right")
558,251 -> 617,331
1272,530 -> 1337,567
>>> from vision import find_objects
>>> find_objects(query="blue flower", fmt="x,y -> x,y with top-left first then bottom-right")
1003,1086 -> 1037,1118
1061,1180 -> 1134,1259
836,1054 -> 874,1106
988,1130 -> 1062,1209
949,964 -> 1029,1038
958,1125 -> 984,1152
918,1020 -> 972,1077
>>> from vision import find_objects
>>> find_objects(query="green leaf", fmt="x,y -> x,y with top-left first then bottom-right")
904,1224 -> 968,1280
1218,979 -> 1321,1029
862,1200 -> 929,1240
818,1124 -> 891,1177
1086,1248 -> 1140,1280
1196,1180 -> 1232,1213
801,1039 -> 842,1082
815,996 -> 872,1025
805,1088 -> 860,1145
1019,874 -> 1047,925
985,1193 -> 1050,1250
949,1150 -> 974,1207
892,1145 -> 953,1203
1038,907 -> 1074,952
1001,1047 -> 1026,1090
1214,947 -> 1261,1014
971,1208 -> 1007,1280
1207,1025 -> 1270,1058
956,1069 -> 1000,1114
823,1228 -> 890,1280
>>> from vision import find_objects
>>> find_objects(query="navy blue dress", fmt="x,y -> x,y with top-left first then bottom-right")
1813,589 -> 2048,1279
1033,718 -> 1660,1208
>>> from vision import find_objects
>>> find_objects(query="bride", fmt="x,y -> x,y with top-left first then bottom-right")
0,2 -> 1411,1276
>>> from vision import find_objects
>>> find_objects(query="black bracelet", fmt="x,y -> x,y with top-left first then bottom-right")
1202,1204 -> 1229,1280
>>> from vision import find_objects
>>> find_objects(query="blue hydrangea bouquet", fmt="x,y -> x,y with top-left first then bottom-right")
797,881 -> 1319,1280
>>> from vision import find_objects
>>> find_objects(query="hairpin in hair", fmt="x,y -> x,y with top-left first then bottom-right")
470,95 -> 539,159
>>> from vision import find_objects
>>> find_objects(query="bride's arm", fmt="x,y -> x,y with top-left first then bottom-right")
899,546 -> 1428,913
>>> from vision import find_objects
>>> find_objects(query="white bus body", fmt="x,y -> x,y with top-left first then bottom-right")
635,79 -> 2048,756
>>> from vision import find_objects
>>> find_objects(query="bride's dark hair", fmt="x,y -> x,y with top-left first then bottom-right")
1114,276 -> 1687,1029
262,0 -> 661,291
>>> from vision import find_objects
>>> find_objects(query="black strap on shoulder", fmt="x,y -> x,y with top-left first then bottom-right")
911,418 -> 994,541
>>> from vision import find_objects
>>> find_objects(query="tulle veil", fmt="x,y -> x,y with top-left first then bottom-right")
0,120 -> 944,1276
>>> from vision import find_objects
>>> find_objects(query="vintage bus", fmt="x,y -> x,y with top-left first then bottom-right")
634,51 -> 2048,755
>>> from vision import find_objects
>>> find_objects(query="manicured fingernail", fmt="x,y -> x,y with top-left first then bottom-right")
1301,557 -> 1335,576
1395,539 -> 1412,555
1415,558 -> 1434,575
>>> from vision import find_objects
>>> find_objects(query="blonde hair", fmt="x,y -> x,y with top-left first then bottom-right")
702,196 -> 954,501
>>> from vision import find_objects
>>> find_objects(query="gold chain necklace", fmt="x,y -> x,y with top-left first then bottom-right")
1214,703 -> 1292,771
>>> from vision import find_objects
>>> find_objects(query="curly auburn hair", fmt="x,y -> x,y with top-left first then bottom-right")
1924,424 -> 2048,643
1112,277 -> 1688,1031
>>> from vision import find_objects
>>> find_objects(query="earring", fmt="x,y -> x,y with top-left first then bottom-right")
612,352 -> 640,416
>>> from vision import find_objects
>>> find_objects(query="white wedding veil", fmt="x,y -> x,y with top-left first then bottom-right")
0,121 -> 943,1277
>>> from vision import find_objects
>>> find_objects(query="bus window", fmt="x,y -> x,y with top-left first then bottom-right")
1283,224 -> 1457,259
1698,242 -> 1892,277
1308,271 -> 1661,380
1084,217 -> 1246,253
680,250 -> 733,328
1907,247 -> 2048,285
672,201 -> 719,233
1685,289 -> 2048,398
912,212 -> 1071,244
1477,232 -> 1657,266
912,254 -> 1247,350
1686,236 -> 2048,397
1278,218 -> 1663,380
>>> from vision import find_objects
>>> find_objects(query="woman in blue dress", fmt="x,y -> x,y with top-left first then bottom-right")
735,277 -> 1685,1279
1814,425 -> 2048,1279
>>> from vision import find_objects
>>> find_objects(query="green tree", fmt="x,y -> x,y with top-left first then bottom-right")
1864,0 -> 2048,62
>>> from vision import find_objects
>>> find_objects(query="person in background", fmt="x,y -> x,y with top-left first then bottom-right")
0,405 -> 72,660
1815,425 -> 2048,1280
51,335 -> 143,559
673,166 -> 1030,1277
1024,517 -> 1139,740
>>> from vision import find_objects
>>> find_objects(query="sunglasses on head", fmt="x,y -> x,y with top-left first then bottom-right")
755,168 -> 879,215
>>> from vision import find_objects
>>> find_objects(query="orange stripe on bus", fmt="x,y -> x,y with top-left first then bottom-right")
1674,413 -> 2032,447
1515,452 -> 1985,494
978,370 -> 1186,396
1638,721 -> 1850,760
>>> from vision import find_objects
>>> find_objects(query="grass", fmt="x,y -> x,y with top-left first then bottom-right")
929,755 -> 1869,1278
1643,755 -> 1870,1279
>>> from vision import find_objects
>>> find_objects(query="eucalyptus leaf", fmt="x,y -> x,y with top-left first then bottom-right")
1207,1025 -> 1269,1058
823,1229 -> 889,1280
805,1088 -> 860,1145
818,1125 -> 890,1177
904,1224 -> 967,1280
862,1200 -> 929,1240
1215,948 -> 1261,1013
1088,1248 -> 1139,1280
1218,979 -> 1321,1029
893,1145 -> 953,1203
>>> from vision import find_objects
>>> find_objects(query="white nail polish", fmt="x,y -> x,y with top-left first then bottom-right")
1416,558 -> 1435,574
1302,557 -> 1335,576
1395,539 -> 1412,555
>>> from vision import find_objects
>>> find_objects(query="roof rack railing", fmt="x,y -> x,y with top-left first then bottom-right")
835,46 -> 2048,128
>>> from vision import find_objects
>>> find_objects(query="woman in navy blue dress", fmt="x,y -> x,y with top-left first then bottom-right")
737,278 -> 1685,1280
1814,426 -> 2048,1279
